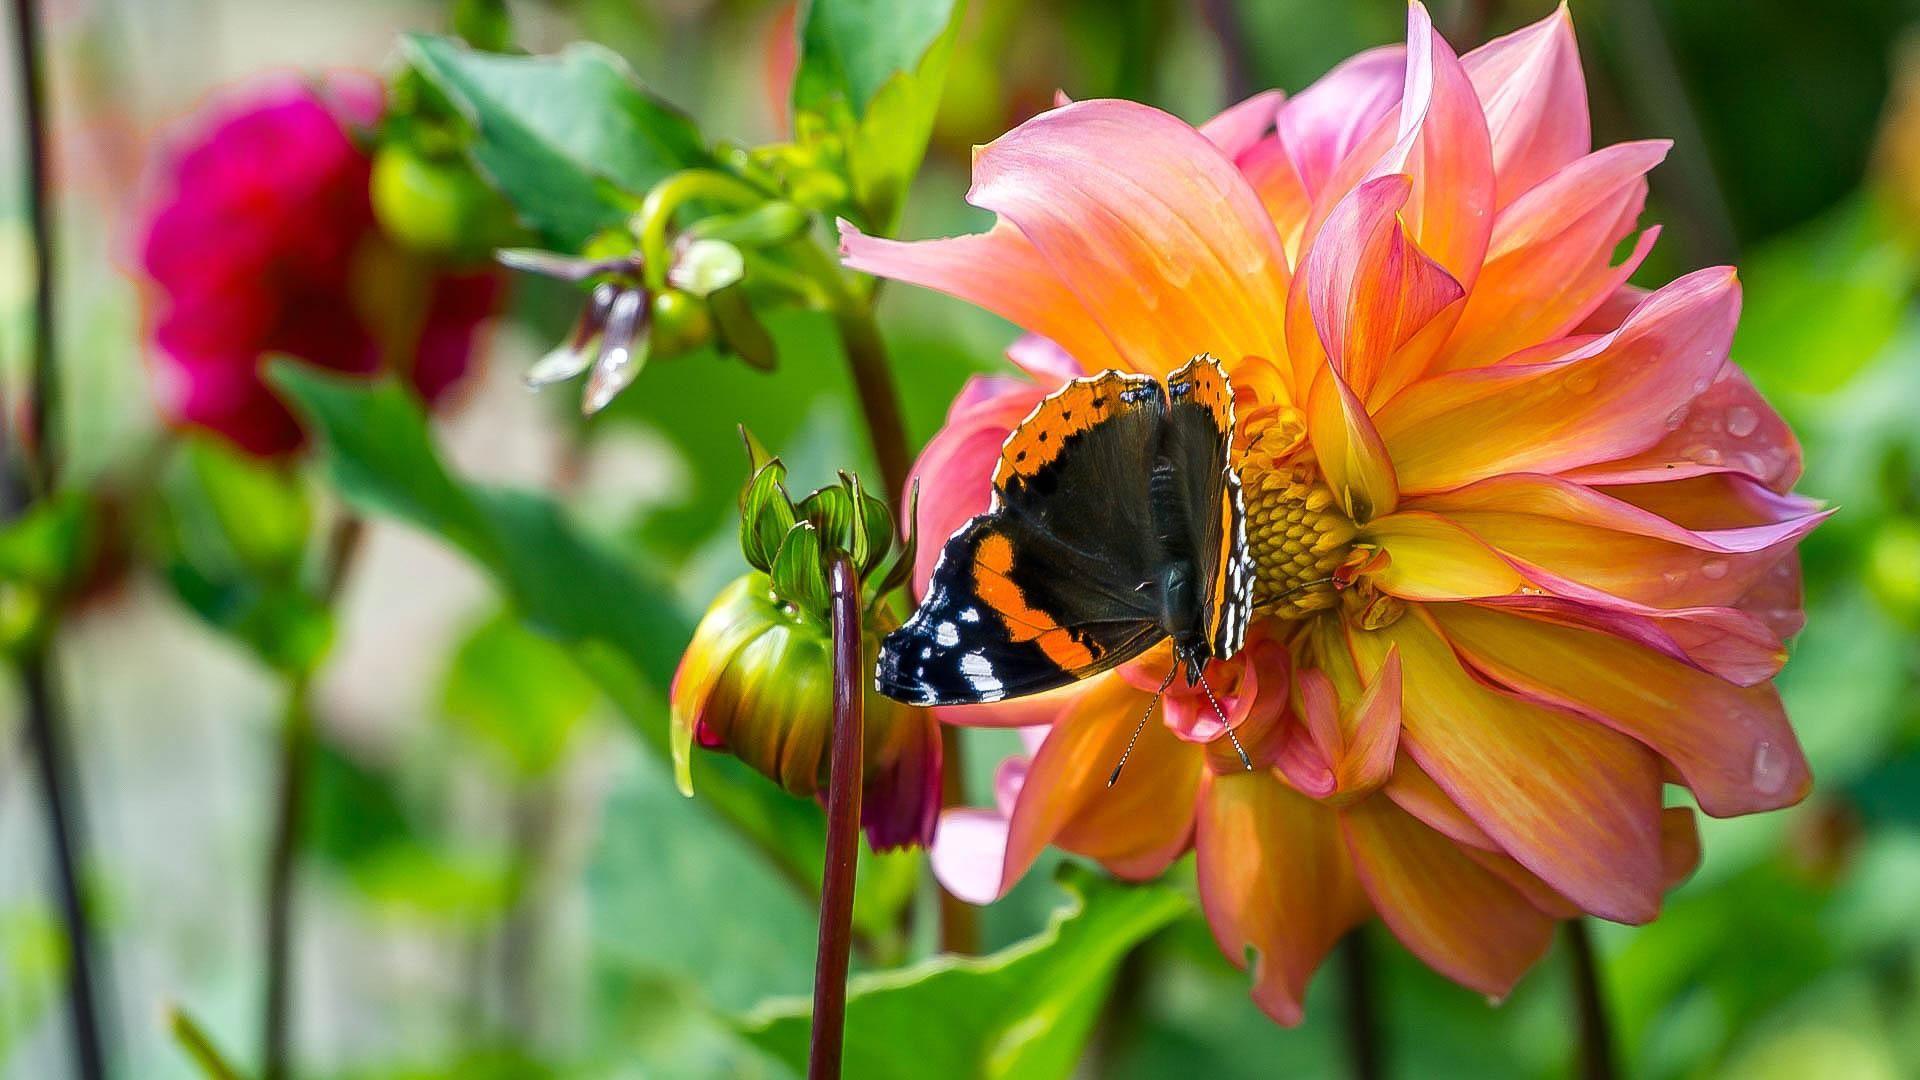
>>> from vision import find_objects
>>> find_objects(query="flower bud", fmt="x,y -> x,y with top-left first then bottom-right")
671,573 -> 939,849
670,432 -> 935,848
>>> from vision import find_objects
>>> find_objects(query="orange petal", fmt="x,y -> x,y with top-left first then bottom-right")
1411,472 -> 1827,611
838,220 -> 1125,373
1339,795 -> 1555,996
1375,268 -> 1742,495
1383,754 -> 1497,851
1660,806 -> 1703,889
1005,673 -> 1203,885
1566,366 -> 1803,493
967,99 -> 1292,378
1335,647 -> 1402,799
1196,770 -> 1369,1025
1430,603 -> 1812,817
1432,141 -> 1667,372
1306,356 -> 1401,522
1360,509 -> 1529,600
1349,611 -> 1667,923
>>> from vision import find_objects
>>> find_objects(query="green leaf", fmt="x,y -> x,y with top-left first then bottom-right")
791,0 -> 963,232
441,612 -> 600,777
771,521 -> 829,619
738,866 -> 1190,1079
268,363 -> 833,896
0,490 -> 90,590
403,34 -> 709,249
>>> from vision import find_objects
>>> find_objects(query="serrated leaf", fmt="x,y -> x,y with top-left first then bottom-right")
403,34 -> 710,248
737,865 -> 1189,1079
791,0 -> 963,232
740,460 -> 796,572
770,521 -> 829,619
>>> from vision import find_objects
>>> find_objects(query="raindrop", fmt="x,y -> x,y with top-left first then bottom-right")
1665,407 -> 1688,431
1700,558 -> 1729,580
1726,405 -> 1760,438
1661,569 -> 1688,587
1562,367 -> 1598,395
1751,740 -> 1789,796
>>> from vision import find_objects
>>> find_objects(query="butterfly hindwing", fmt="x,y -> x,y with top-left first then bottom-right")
875,515 -> 1167,704
878,371 -> 1173,706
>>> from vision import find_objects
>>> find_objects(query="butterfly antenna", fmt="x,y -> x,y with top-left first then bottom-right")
1108,665 -> 1178,788
1196,669 -> 1254,772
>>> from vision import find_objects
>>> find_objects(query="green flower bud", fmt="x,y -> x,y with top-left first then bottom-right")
649,288 -> 713,359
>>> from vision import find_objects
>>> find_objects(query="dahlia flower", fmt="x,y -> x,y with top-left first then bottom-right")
843,3 -> 1824,1022
136,73 -> 498,456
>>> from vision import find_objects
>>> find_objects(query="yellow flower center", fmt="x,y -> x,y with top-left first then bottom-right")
1239,406 -> 1357,620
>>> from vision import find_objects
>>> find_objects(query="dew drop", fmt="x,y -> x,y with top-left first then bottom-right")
1726,405 -> 1760,438
1665,407 -> 1688,431
1661,569 -> 1688,587
1751,740 -> 1789,796
1562,367 -> 1598,395
1700,558 -> 1729,580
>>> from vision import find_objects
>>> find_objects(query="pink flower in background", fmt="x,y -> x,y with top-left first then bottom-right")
848,2 -> 1824,1023
135,72 -> 498,456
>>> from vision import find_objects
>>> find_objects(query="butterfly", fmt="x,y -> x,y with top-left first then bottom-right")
875,354 -> 1256,772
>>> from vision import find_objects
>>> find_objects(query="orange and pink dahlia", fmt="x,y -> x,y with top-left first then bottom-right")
842,3 -> 1825,1023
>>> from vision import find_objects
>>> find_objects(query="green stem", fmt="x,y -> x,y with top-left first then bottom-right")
169,1006 -> 246,1080
633,169 -> 769,290
1567,919 -> 1619,1080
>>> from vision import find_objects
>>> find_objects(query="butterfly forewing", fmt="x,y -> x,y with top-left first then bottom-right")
1162,355 -> 1254,661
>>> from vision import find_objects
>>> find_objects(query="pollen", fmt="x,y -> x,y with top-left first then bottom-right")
1239,406 -> 1355,619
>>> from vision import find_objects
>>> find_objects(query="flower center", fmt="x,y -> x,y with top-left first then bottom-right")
1238,406 -> 1357,620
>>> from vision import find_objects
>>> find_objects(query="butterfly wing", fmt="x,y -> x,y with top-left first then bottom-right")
877,371 -> 1174,705
1161,355 -> 1255,662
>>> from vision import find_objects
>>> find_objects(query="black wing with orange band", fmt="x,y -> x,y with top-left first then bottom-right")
876,371 -> 1174,705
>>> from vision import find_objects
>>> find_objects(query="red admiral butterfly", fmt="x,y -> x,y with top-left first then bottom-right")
876,354 -> 1256,770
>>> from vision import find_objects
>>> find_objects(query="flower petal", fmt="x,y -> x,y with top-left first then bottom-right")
967,99 -> 1292,376
1350,611 -> 1667,923
929,807 -> 1015,905
905,374 -> 1053,594
1464,592 -> 1787,687
1564,365 -> 1803,493
1383,755 -> 1497,850
1306,358 -> 1402,523
1431,603 -> 1812,816
1412,472 -> 1828,611
1201,89 -> 1285,158
1291,173 -> 1465,404
1276,45 -> 1405,200
1376,268 -> 1742,494
1001,674 -> 1202,889
1340,796 -> 1555,996
1196,770 -> 1368,1025
1432,141 -> 1667,372
1361,509 -> 1530,601
839,219 -> 1126,374
1462,4 -> 1591,206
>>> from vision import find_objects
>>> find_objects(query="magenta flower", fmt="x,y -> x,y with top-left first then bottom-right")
136,72 -> 499,456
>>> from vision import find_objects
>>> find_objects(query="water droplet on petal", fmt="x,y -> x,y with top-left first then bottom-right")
1665,407 -> 1688,431
1662,569 -> 1688,587
1726,405 -> 1760,438
1751,740 -> 1789,796
1700,558 -> 1729,580
1562,367 -> 1598,395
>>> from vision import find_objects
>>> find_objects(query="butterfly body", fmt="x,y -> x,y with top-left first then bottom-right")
877,355 -> 1254,706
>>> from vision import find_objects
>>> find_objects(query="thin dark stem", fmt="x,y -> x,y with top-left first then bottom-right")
809,554 -> 865,1080
1197,0 -> 1254,103
1566,919 -> 1619,1080
21,650 -> 107,1080
1340,930 -> 1383,1080
10,4 -> 107,1077
261,682 -> 313,1080
11,0 -> 58,494
261,512 -> 365,1080
830,308 -> 912,507
169,1005 -> 245,1080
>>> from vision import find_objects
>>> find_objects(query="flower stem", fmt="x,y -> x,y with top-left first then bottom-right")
810,553 -> 866,1080
1340,930 -> 1383,1080
261,513 -> 365,1080
828,304 -> 912,505
1566,919 -> 1619,1080
261,680 -> 313,1080
9,4 -> 108,1077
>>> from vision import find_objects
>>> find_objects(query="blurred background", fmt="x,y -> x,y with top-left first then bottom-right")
5,0 -> 1920,1076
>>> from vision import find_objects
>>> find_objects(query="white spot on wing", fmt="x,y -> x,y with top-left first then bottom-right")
960,651 -> 1004,700
934,621 -> 960,647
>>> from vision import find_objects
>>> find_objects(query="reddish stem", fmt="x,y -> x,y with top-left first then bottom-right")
1567,919 -> 1619,1080
809,554 -> 865,1079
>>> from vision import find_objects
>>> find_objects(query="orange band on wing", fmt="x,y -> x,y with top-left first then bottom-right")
972,533 -> 1098,670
